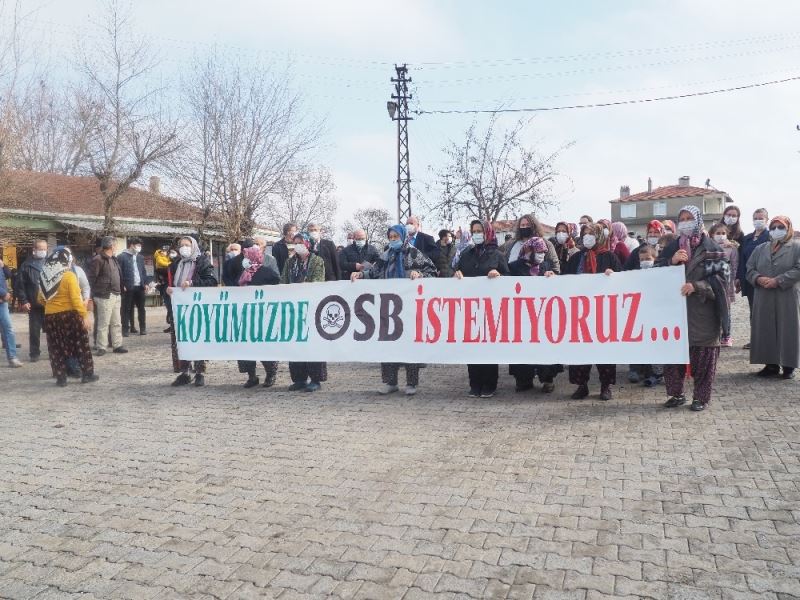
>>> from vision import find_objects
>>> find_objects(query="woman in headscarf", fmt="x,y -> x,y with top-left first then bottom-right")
502,214 -> 561,274
550,221 -> 578,269
565,223 -> 621,400
352,224 -> 437,395
625,220 -> 664,271
661,220 -> 677,236
611,221 -> 636,259
238,245 -> 281,388
38,247 -> 97,386
281,232 -> 327,392
746,216 -> 800,379
658,205 -> 729,411
507,237 -> 563,393
167,236 -> 218,387
455,220 -> 510,397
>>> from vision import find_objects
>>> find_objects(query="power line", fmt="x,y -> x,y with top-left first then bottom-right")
413,75 -> 800,115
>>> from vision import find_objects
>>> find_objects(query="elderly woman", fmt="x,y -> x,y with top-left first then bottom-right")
352,224 -> 437,395
746,216 -> 800,379
167,236 -> 218,387
508,237 -> 562,393
550,221 -> 578,269
238,245 -> 281,388
502,214 -> 561,274
281,233 -> 327,392
658,206 -> 729,411
565,224 -> 621,400
38,248 -> 97,386
455,220 -> 510,398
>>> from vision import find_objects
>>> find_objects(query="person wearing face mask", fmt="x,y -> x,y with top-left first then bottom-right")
721,205 -> 744,245
37,248 -> 98,387
746,216 -> 800,380
87,236 -> 127,357
455,220 -> 509,398
550,222 -> 577,268
507,236 -> 562,393
657,205 -> 729,412
273,223 -> 298,275
306,223 -> 339,281
611,222 -> 636,260
565,224 -> 621,401
14,239 -> 49,362
117,237 -> 148,337
661,220 -> 677,236
503,214 -> 561,274
221,243 -> 242,287
281,233 -> 327,391
340,228 -> 380,281
708,223 -> 739,347
405,216 -> 440,263
167,236 -> 217,386
352,224 -> 437,395
738,208 -> 771,348
433,229 -> 457,278
628,244 -> 664,387
624,220 -> 664,271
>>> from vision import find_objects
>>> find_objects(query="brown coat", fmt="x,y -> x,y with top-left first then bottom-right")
683,245 -> 722,347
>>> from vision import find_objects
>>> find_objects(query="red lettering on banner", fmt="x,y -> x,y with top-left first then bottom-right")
483,297 -> 510,343
415,295 -> 424,342
425,297 -> 442,343
464,297 -> 480,342
569,295 -> 592,343
544,297 -> 567,343
595,294 -> 619,343
523,297 -> 546,343
621,292 -> 644,342
441,297 -> 461,342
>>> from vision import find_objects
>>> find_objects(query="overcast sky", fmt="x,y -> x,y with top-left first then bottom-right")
15,0 -> 800,234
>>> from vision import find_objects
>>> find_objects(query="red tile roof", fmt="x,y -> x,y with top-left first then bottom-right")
613,185 -> 727,203
0,170 -> 204,222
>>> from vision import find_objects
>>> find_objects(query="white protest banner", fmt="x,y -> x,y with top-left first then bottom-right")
171,266 -> 689,364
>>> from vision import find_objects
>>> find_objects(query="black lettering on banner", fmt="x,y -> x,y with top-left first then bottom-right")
378,293 -> 403,341
315,295 -> 351,341
353,294 -> 376,341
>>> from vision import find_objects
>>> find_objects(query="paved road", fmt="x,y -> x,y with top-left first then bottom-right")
1,302 -> 798,599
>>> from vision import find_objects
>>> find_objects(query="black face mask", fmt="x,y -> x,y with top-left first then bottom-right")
519,227 -> 533,238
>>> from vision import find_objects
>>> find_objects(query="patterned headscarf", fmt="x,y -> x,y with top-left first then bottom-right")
387,224 -> 408,279
238,245 -> 264,286
769,216 -> 794,254
661,219 -> 677,234
520,237 -> 548,276
647,220 -> 665,236
39,247 -> 73,301
677,205 -> 704,260
597,219 -> 613,252
174,236 -> 201,287
471,219 -> 497,255
610,222 -> 628,247
555,221 -> 576,249
581,223 -> 606,274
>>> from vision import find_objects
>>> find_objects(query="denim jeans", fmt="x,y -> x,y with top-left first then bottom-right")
0,302 -> 18,361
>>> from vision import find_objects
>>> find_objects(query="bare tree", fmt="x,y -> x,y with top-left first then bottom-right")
78,0 -> 179,235
340,207 -> 391,244
267,165 -> 337,233
174,53 -> 323,241
425,116 -> 571,223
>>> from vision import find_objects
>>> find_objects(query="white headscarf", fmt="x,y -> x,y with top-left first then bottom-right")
174,237 -> 201,287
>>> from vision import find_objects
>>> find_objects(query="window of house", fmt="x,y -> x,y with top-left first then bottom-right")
652,201 -> 667,217
704,198 -> 722,214
620,204 -> 636,219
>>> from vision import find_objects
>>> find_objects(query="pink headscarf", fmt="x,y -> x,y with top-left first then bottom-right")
520,237 -> 548,276
238,246 -> 264,286
611,222 -> 628,247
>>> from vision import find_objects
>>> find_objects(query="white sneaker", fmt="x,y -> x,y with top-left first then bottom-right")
379,384 -> 399,395
8,358 -> 23,368
404,385 -> 417,396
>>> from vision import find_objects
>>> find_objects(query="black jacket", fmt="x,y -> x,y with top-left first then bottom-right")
434,243 -> 457,278
222,256 -> 241,286
168,255 -> 218,288
311,238 -> 341,281
339,242 -> 380,280
87,254 -> 123,299
456,245 -> 510,278
247,265 -> 281,287
565,249 -> 622,275
508,257 -> 556,277
409,231 -> 441,263
117,251 -> 148,290
272,239 -> 291,275
14,257 -> 46,307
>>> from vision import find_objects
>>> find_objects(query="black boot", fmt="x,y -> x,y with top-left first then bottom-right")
571,384 -> 589,399
172,373 -> 191,386
243,374 -> 259,388
756,365 -> 780,377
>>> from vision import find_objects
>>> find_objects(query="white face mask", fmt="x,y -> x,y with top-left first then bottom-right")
753,219 -> 766,231
133,245 -> 142,254
294,243 -> 309,257
647,236 -> 660,246
471,233 -> 484,245
308,231 -> 321,241
534,252 -> 546,264
640,260 -> 654,269
582,235 -> 596,249
555,232 -> 569,244
406,224 -> 417,235
355,239 -> 366,248
723,215 -> 738,226
677,221 -> 696,237
769,228 -> 787,241
713,234 -> 727,245
168,251 -> 177,259
241,257 -> 251,269
603,228 -> 610,238
178,246 -> 192,258
33,250 -> 47,259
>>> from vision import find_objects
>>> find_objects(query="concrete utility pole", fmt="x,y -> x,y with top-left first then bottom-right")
387,64 -> 412,223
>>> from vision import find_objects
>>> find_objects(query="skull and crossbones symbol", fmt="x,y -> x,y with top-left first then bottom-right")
322,303 -> 345,330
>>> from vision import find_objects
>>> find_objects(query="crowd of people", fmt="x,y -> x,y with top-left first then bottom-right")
2,206 -> 798,412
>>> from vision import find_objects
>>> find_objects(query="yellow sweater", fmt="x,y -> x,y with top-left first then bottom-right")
40,271 -> 87,317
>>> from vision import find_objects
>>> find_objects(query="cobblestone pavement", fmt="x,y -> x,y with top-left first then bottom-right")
1,301 -> 798,600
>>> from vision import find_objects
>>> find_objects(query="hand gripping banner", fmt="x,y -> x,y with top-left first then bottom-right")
172,267 -> 689,364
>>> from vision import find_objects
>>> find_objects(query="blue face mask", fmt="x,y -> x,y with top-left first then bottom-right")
388,240 -> 403,251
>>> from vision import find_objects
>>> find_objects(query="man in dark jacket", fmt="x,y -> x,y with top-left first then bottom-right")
14,239 -> 49,361
272,223 -> 297,275
221,243 -> 242,286
307,222 -> 340,281
339,228 -> 380,280
406,216 -> 440,263
434,229 -> 457,278
117,237 -> 149,336
87,236 -> 127,356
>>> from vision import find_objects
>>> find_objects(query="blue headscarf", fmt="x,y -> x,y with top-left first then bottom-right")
387,224 -> 407,279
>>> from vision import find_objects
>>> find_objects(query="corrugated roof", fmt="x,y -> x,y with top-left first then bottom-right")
58,218 -> 225,237
612,185 -> 728,203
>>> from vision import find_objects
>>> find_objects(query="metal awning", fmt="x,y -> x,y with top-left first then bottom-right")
57,218 -> 225,238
